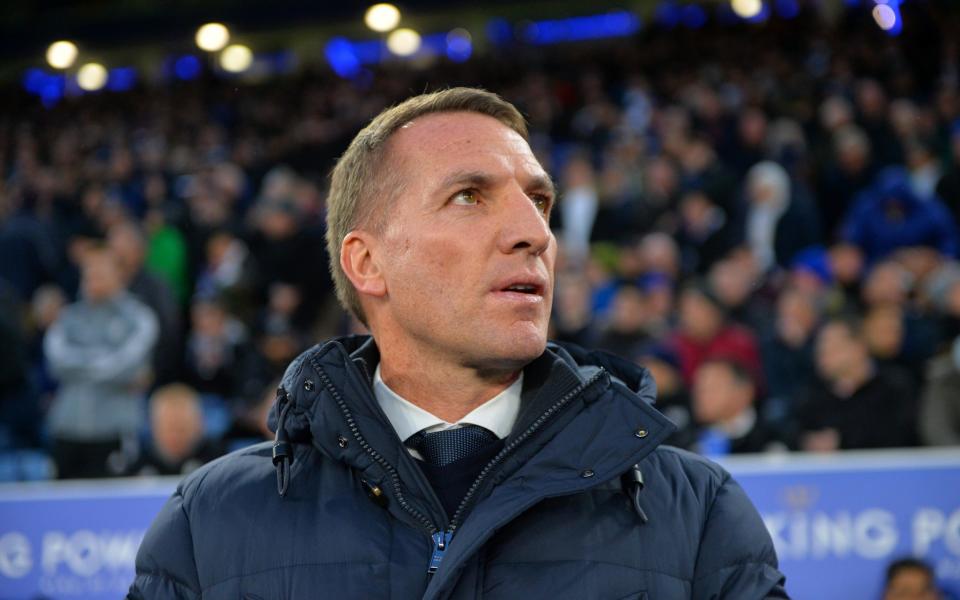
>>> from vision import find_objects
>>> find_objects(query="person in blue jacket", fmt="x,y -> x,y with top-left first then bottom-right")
842,166 -> 958,263
129,88 -> 788,599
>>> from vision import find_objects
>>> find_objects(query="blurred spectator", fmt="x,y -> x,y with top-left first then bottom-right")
742,161 -> 821,273
842,167 -> 958,263
671,280 -> 762,388
194,229 -> 254,316
882,557 -> 942,600
854,79 -> 902,168
183,294 -> 249,401
905,137 -> 943,201
676,136 -> 738,213
675,189 -> 742,275
797,317 -> 916,452
708,254 -> 770,332
760,286 -> 821,436
919,338 -> 960,446
935,121 -> 960,223
816,125 -> 876,240
245,195 -> 329,327
558,154 -> 598,263
596,284 -> 649,358
686,357 -> 786,455
126,383 -> 223,476
43,245 -> 158,478
552,273 -> 597,347
0,284 -> 40,448
108,220 -> 182,384
27,284 -> 66,410
0,196 -> 58,302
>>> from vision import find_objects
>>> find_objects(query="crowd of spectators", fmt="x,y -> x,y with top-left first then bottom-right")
2,4 -> 960,479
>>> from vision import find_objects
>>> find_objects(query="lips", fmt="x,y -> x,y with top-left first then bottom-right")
492,274 -> 548,297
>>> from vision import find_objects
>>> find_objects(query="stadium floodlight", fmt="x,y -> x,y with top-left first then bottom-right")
196,23 -> 230,52
219,44 -> 253,72
364,4 -> 401,33
731,0 -> 763,19
872,1 -> 902,35
77,63 -> 108,91
46,41 -> 78,69
387,28 -> 421,56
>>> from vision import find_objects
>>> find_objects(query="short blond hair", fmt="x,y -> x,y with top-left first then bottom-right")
326,87 -> 529,325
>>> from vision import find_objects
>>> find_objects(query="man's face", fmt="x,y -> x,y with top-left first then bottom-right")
81,252 -> 124,302
884,567 -> 940,600
692,362 -> 752,425
815,322 -> 862,381
370,111 -> 556,371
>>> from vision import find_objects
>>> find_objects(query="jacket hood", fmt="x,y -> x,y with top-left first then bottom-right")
873,166 -> 922,209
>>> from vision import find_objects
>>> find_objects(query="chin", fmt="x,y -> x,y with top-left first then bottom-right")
501,323 -> 549,362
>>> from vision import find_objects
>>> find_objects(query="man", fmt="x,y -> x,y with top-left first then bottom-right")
130,88 -> 787,599
798,316 -> 916,451
44,245 -> 158,478
882,557 -> 941,600
108,220 -> 182,385
125,383 -> 224,477
688,357 -> 785,455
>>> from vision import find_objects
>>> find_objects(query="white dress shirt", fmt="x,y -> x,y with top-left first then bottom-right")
373,365 -> 523,453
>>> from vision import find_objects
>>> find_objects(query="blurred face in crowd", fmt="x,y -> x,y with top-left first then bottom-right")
829,243 -> 865,287
640,233 -> 680,278
738,108 -> 768,148
862,261 -> 911,307
679,288 -> 724,342
191,300 -> 227,337
815,322 -> 868,382
883,566 -> 941,600
639,355 -> 681,396
863,305 -> 904,360
107,223 -> 145,278
151,388 -> 204,463
710,260 -> 754,310
776,288 -> 819,346
692,361 -> 754,425
610,285 -> 647,333
81,249 -> 125,302
353,111 -> 556,372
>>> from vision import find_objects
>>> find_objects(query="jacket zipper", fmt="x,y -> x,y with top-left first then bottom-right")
428,369 -> 605,576
313,362 -> 440,540
315,353 -> 604,575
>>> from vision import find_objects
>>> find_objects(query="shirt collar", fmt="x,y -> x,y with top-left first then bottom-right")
373,364 -> 523,442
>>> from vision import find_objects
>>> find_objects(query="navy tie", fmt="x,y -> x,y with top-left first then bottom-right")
406,426 -> 498,466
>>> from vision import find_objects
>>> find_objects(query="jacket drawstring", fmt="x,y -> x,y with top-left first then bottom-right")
620,464 -> 648,524
272,387 -> 294,497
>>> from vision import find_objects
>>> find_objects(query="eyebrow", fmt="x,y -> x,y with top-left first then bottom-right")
439,169 -> 557,198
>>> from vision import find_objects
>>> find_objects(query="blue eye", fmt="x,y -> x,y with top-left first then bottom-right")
451,189 -> 478,205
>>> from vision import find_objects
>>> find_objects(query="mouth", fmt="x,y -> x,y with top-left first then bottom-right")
492,275 -> 547,301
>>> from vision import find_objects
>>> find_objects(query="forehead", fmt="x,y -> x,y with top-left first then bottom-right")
386,111 -> 543,183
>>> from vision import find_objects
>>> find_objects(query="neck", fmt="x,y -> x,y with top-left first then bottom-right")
375,335 -> 521,423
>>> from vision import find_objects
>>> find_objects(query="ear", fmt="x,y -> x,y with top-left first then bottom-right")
341,231 -> 387,299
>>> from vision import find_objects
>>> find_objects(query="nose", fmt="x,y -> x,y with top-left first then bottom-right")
497,185 -> 553,256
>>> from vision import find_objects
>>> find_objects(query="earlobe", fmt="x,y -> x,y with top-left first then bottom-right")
341,232 -> 387,298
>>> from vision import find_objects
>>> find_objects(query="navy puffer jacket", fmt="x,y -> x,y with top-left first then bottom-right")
129,336 -> 788,599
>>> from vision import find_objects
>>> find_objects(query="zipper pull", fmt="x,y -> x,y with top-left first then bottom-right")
427,530 -> 453,574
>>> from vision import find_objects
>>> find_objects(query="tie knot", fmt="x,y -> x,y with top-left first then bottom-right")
406,425 -> 498,466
